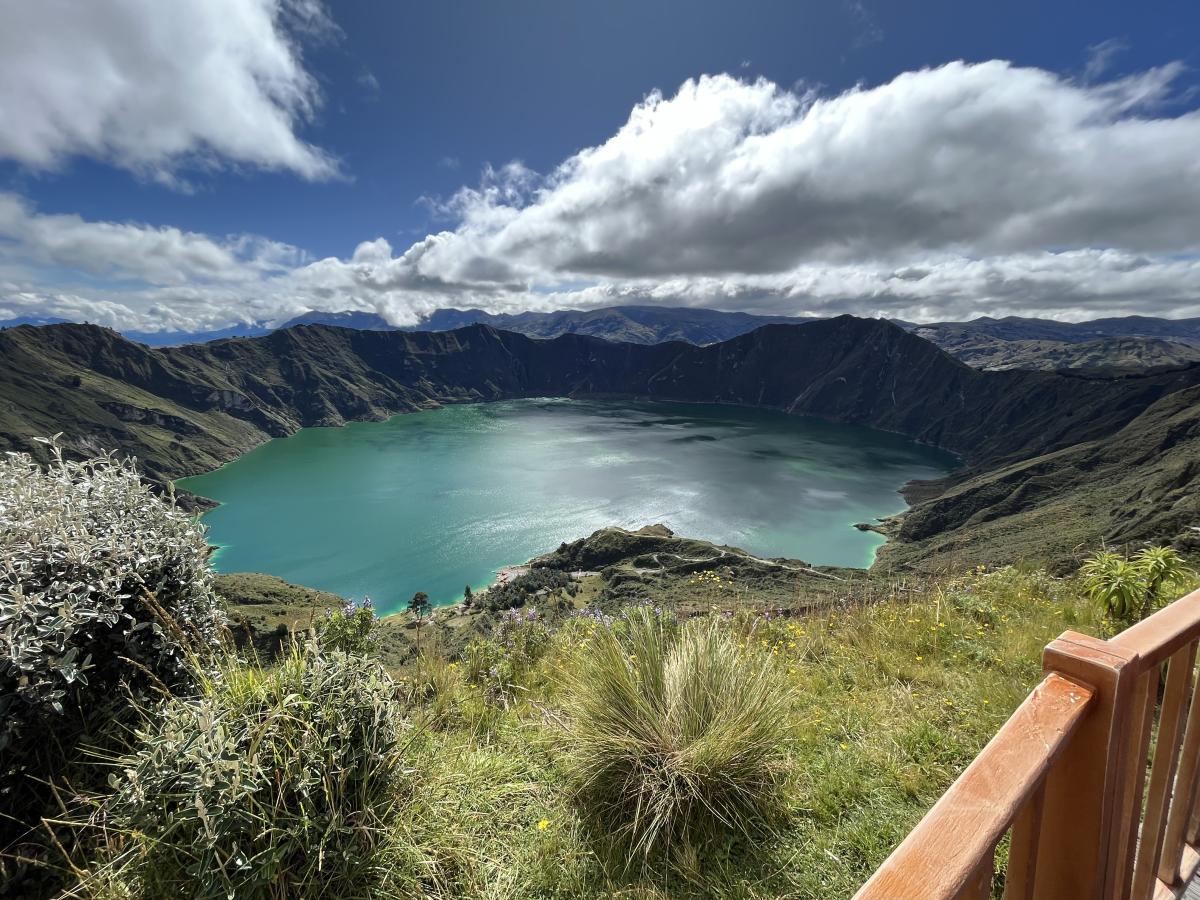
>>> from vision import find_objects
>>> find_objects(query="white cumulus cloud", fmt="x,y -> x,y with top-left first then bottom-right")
0,0 -> 338,182
0,194 -> 303,285
399,62 -> 1200,285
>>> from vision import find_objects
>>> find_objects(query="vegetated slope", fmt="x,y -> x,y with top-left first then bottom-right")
906,314 -> 1200,347
923,335 -> 1200,372
2,316 -> 1198,566
882,380 -> 1200,570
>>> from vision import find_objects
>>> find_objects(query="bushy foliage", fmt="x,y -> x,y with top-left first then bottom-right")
479,568 -> 574,612
96,643 -> 410,899
559,606 -> 792,865
463,607 -> 551,704
1081,545 -> 1195,633
0,442 -> 222,811
315,596 -> 378,654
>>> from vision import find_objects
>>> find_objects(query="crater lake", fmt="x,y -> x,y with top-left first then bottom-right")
177,399 -> 956,613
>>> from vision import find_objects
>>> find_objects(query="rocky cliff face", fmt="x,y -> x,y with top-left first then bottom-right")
2,316 -> 1197,568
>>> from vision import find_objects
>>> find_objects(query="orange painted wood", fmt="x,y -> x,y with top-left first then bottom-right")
1037,632 -> 1141,900
956,854 -> 994,899
1116,666 -> 1162,900
853,673 -> 1094,900
1113,589 -> 1200,667
1133,643 -> 1199,898
1002,783 -> 1045,900
1161,652 -> 1200,886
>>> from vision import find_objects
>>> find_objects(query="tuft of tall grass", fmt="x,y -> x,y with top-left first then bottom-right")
84,642 -> 411,900
559,607 -> 793,866
402,650 -> 464,728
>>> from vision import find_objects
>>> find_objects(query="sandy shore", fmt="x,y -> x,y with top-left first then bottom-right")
494,565 -> 530,585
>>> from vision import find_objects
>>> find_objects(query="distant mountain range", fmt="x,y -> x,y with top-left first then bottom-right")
140,306 -> 808,347
405,305 -> 812,344
5,306 -> 1200,372
1,315 -> 1198,570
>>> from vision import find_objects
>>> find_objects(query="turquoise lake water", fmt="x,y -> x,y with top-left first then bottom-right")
177,399 -> 956,613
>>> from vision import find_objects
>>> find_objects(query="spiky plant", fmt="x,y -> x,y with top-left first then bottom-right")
1136,546 -> 1193,607
559,607 -> 792,867
1081,546 -> 1194,633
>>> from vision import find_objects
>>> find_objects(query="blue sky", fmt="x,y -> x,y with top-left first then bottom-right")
1,0 -> 1199,332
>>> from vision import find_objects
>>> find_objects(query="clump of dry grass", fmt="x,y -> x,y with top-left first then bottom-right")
558,606 -> 793,866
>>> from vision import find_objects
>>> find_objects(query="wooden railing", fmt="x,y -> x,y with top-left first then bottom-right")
855,587 -> 1200,900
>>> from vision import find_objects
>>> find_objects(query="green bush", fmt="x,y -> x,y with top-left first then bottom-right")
560,607 -> 793,867
315,596 -> 378,654
463,608 -> 552,705
479,568 -> 572,612
1081,546 -> 1195,633
0,442 -> 222,822
97,643 -> 410,899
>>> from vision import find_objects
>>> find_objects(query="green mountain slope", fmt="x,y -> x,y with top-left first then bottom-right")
919,335 -> 1200,372
906,314 -> 1200,347
882,381 -> 1200,570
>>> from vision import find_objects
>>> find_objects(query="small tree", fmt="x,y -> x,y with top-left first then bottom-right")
1082,546 -> 1194,634
463,584 -> 474,606
407,591 -> 432,654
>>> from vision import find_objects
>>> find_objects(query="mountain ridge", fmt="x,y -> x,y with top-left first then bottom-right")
9,306 -> 1200,373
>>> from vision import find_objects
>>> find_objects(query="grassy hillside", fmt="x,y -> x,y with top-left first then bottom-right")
215,525 -> 866,668
884,382 -> 1200,571
69,561 -> 1150,899
932,335 -> 1200,372
8,448 -> 1197,899
374,566 -> 1107,898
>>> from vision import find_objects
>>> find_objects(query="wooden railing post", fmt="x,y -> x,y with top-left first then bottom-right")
853,674 -> 1094,900
1033,632 -> 1140,899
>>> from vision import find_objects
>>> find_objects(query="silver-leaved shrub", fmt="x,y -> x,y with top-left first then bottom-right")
0,440 -> 223,778
102,644 -> 408,899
